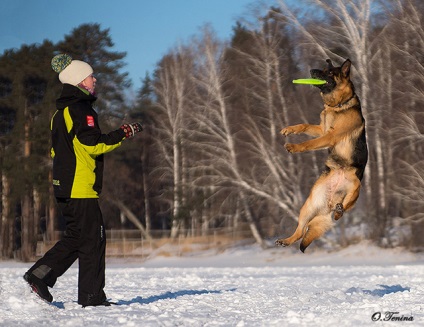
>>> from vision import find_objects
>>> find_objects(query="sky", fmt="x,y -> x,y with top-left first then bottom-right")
0,0 -> 261,91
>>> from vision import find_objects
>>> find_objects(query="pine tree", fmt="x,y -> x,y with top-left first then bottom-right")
0,41 -> 58,259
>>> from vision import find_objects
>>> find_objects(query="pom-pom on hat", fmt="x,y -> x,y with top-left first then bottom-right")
51,54 -> 93,86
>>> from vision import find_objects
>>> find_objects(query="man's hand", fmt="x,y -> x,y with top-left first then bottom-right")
120,122 -> 143,139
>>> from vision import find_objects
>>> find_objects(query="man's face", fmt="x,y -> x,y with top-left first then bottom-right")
81,74 -> 96,91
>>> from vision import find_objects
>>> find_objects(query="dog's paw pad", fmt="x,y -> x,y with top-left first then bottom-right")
284,144 -> 296,153
334,203 -> 344,220
275,239 -> 289,247
335,203 -> 344,212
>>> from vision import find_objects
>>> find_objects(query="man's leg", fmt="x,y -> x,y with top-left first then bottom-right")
76,199 -> 108,306
25,198 -> 79,301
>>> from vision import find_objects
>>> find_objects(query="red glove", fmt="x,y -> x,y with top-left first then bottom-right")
120,122 -> 143,139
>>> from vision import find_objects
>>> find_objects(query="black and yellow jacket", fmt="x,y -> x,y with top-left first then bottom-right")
51,84 -> 126,198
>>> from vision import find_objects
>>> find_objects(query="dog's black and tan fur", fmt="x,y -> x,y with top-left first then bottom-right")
275,59 -> 368,252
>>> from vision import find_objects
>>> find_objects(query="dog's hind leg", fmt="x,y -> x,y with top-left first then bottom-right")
275,206 -> 311,247
334,173 -> 361,220
300,214 -> 333,252
275,175 -> 328,247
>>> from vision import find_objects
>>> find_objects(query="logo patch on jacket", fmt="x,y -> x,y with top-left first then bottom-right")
86,115 -> 95,127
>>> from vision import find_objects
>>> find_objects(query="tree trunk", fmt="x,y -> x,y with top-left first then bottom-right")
1,173 -> 13,258
170,136 -> 181,239
109,198 -> 153,242
33,189 -> 41,239
141,150 -> 151,233
20,101 -> 36,261
21,193 -> 34,262
241,194 -> 268,249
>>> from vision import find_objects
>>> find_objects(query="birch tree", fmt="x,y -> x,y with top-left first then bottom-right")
387,0 -> 424,247
188,23 -> 313,247
153,48 -> 194,238
225,19 -> 305,231
186,28 -> 267,247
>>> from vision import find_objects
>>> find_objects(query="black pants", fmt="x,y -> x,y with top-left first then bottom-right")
28,198 -> 106,306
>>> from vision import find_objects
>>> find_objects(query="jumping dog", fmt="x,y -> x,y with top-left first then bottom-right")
275,59 -> 368,252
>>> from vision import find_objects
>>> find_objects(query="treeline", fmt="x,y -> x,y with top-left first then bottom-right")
1,0 -> 423,260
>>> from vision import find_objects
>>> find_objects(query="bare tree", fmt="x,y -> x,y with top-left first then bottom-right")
153,47 -> 195,238
230,13 -> 322,227
185,28 -> 267,247
381,0 -> 424,246
391,112 -> 424,247
108,197 -> 153,242
187,23 -> 321,247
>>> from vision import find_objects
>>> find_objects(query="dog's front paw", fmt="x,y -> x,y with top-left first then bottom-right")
280,127 -> 291,136
285,143 -> 301,153
275,238 -> 290,247
280,126 -> 296,136
334,203 -> 344,220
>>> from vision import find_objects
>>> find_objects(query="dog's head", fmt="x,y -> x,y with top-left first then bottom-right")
310,59 -> 354,102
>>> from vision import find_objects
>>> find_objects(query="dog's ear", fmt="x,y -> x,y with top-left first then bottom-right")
341,59 -> 351,77
326,59 -> 334,69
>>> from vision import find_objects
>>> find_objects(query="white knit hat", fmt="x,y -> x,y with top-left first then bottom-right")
51,54 -> 93,86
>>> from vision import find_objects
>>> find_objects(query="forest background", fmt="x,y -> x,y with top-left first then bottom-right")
0,0 -> 423,261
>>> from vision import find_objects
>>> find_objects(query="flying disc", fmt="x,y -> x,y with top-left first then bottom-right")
292,79 -> 326,85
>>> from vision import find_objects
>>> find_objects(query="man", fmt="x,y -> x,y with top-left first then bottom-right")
24,54 -> 142,307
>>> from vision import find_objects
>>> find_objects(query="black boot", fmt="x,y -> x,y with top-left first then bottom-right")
80,291 -> 111,307
82,300 -> 112,308
23,272 -> 53,303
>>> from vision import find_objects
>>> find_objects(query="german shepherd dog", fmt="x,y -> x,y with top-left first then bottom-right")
275,59 -> 368,252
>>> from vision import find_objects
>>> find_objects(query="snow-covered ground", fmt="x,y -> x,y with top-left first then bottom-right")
1,242 -> 423,326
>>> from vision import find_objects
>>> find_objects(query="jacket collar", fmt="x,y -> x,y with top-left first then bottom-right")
56,84 -> 97,110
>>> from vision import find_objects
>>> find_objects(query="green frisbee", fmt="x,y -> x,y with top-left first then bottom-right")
292,78 -> 326,85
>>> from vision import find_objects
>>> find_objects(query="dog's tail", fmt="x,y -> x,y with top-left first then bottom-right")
300,214 -> 334,252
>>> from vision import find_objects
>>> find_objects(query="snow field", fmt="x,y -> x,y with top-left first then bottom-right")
1,244 -> 423,326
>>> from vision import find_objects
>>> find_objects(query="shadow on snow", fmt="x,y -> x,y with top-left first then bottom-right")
346,284 -> 410,297
115,288 -> 237,306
